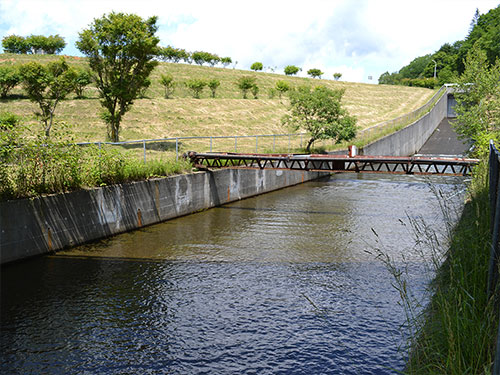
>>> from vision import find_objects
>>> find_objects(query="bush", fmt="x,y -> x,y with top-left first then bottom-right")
73,68 -> 92,98
251,62 -> 263,71
0,65 -> 21,98
208,78 -> 220,98
284,65 -> 300,75
160,73 -> 175,98
275,80 -> 291,99
185,78 -> 206,98
236,76 -> 256,99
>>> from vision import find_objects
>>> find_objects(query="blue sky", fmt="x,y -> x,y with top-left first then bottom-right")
0,0 -> 498,83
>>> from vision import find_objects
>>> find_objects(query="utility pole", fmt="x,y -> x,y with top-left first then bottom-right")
432,60 -> 437,79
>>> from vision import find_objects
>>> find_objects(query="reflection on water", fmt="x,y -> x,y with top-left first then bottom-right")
1,173 -> 465,374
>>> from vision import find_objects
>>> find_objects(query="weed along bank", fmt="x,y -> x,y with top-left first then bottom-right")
0,168 -> 327,264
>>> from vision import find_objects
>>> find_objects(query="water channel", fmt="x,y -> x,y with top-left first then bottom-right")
1,172 -> 466,374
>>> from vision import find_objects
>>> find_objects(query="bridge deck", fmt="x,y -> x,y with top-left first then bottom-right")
187,151 -> 479,176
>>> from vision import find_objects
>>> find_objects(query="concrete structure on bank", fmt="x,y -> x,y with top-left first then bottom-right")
1,169 -> 326,265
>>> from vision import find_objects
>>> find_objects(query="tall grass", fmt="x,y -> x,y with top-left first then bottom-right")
404,161 -> 497,374
0,123 -> 191,201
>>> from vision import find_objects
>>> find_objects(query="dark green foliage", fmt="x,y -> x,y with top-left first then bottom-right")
73,68 -> 92,98
251,84 -> 259,99
191,51 -> 219,66
2,34 -> 65,54
76,12 -> 160,142
250,62 -> 263,71
307,68 -> 323,79
284,65 -> 300,75
236,76 -> 256,99
378,71 -> 402,85
19,58 -> 76,137
333,72 -> 342,81
282,86 -> 357,152
2,35 -> 29,54
0,65 -> 21,98
399,54 -> 432,79
158,46 -> 189,63
185,78 -> 206,98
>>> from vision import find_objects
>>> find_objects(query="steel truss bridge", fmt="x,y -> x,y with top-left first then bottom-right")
187,152 -> 479,176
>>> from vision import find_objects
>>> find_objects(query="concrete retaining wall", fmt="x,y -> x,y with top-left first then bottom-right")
361,89 -> 449,156
0,168 -> 326,265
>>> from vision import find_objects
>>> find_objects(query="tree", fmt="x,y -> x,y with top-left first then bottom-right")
251,62 -> 263,71
307,68 -> 323,79
453,44 -> 500,157
275,80 -> 290,100
0,65 -> 21,98
76,12 -> 160,142
2,35 -> 29,54
185,78 -> 206,98
333,72 -> 342,81
73,68 -> 92,98
236,76 -> 256,99
221,57 -> 232,68
284,65 -> 300,76
160,73 -> 175,98
20,58 -> 76,137
282,86 -> 357,152
192,51 -> 210,66
251,84 -> 259,99
208,78 -> 220,98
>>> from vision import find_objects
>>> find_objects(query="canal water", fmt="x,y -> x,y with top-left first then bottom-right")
1,173 -> 466,374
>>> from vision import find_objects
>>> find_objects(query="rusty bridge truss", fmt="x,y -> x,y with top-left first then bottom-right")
187,152 -> 479,176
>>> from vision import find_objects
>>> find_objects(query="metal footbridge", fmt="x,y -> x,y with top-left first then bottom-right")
187,151 -> 479,176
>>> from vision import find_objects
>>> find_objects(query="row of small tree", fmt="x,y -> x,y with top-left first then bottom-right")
158,46 -> 233,68
252,63 -> 342,80
2,34 -> 66,55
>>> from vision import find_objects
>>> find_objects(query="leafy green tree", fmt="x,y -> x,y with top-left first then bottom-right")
251,62 -> 263,71
73,68 -> 92,98
76,12 -> 160,142
208,78 -> 220,98
333,72 -> 342,81
236,76 -> 256,99
221,57 -> 232,68
185,78 -> 206,98
378,71 -> 401,85
2,35 -> 29,54
42,35 -> 66,54
284,65 -> 300,75
275,80 -> 290,100
20,58 -> 76,137
307,68 -> 323,79
453,44 -> 500,156
192,51 -> 210,66
0,65 -> 21,98
282,86 -> 357,152
160,73 -> 175,98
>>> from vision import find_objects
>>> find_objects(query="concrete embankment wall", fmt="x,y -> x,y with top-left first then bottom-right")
361,89 -> 449,156
1,168 -> 327,265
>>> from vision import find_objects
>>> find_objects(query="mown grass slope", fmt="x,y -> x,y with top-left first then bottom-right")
0,53 -> 435,144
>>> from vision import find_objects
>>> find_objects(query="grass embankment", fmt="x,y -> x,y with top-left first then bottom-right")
406,161 -> 497,374
0,53 -> 435,149
0,53 -> 435,200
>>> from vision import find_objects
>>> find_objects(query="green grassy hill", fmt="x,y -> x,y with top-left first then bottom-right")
0,53 -> 435,153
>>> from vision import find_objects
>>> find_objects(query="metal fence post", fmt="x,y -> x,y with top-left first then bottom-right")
176,138 -> 179,161
273,135 -> 276,153
143,140 -> 146,164
210,136 -> 213,152
288,134 -> 291,153
235,136 -> 237,153
488,143 -> 500,298
256,135 -> 258,153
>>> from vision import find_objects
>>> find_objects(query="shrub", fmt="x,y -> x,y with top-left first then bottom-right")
275,80 -> 290,99
160,73 -> 175,98
0,65 -> 21,98
251,62 -> 263,71
185,78 -> 206,98
236,76 -> 256,99
284,65 -> 300,75
208,78 -> 220,98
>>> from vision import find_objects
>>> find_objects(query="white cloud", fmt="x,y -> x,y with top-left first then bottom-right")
0,0 -> 499,82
